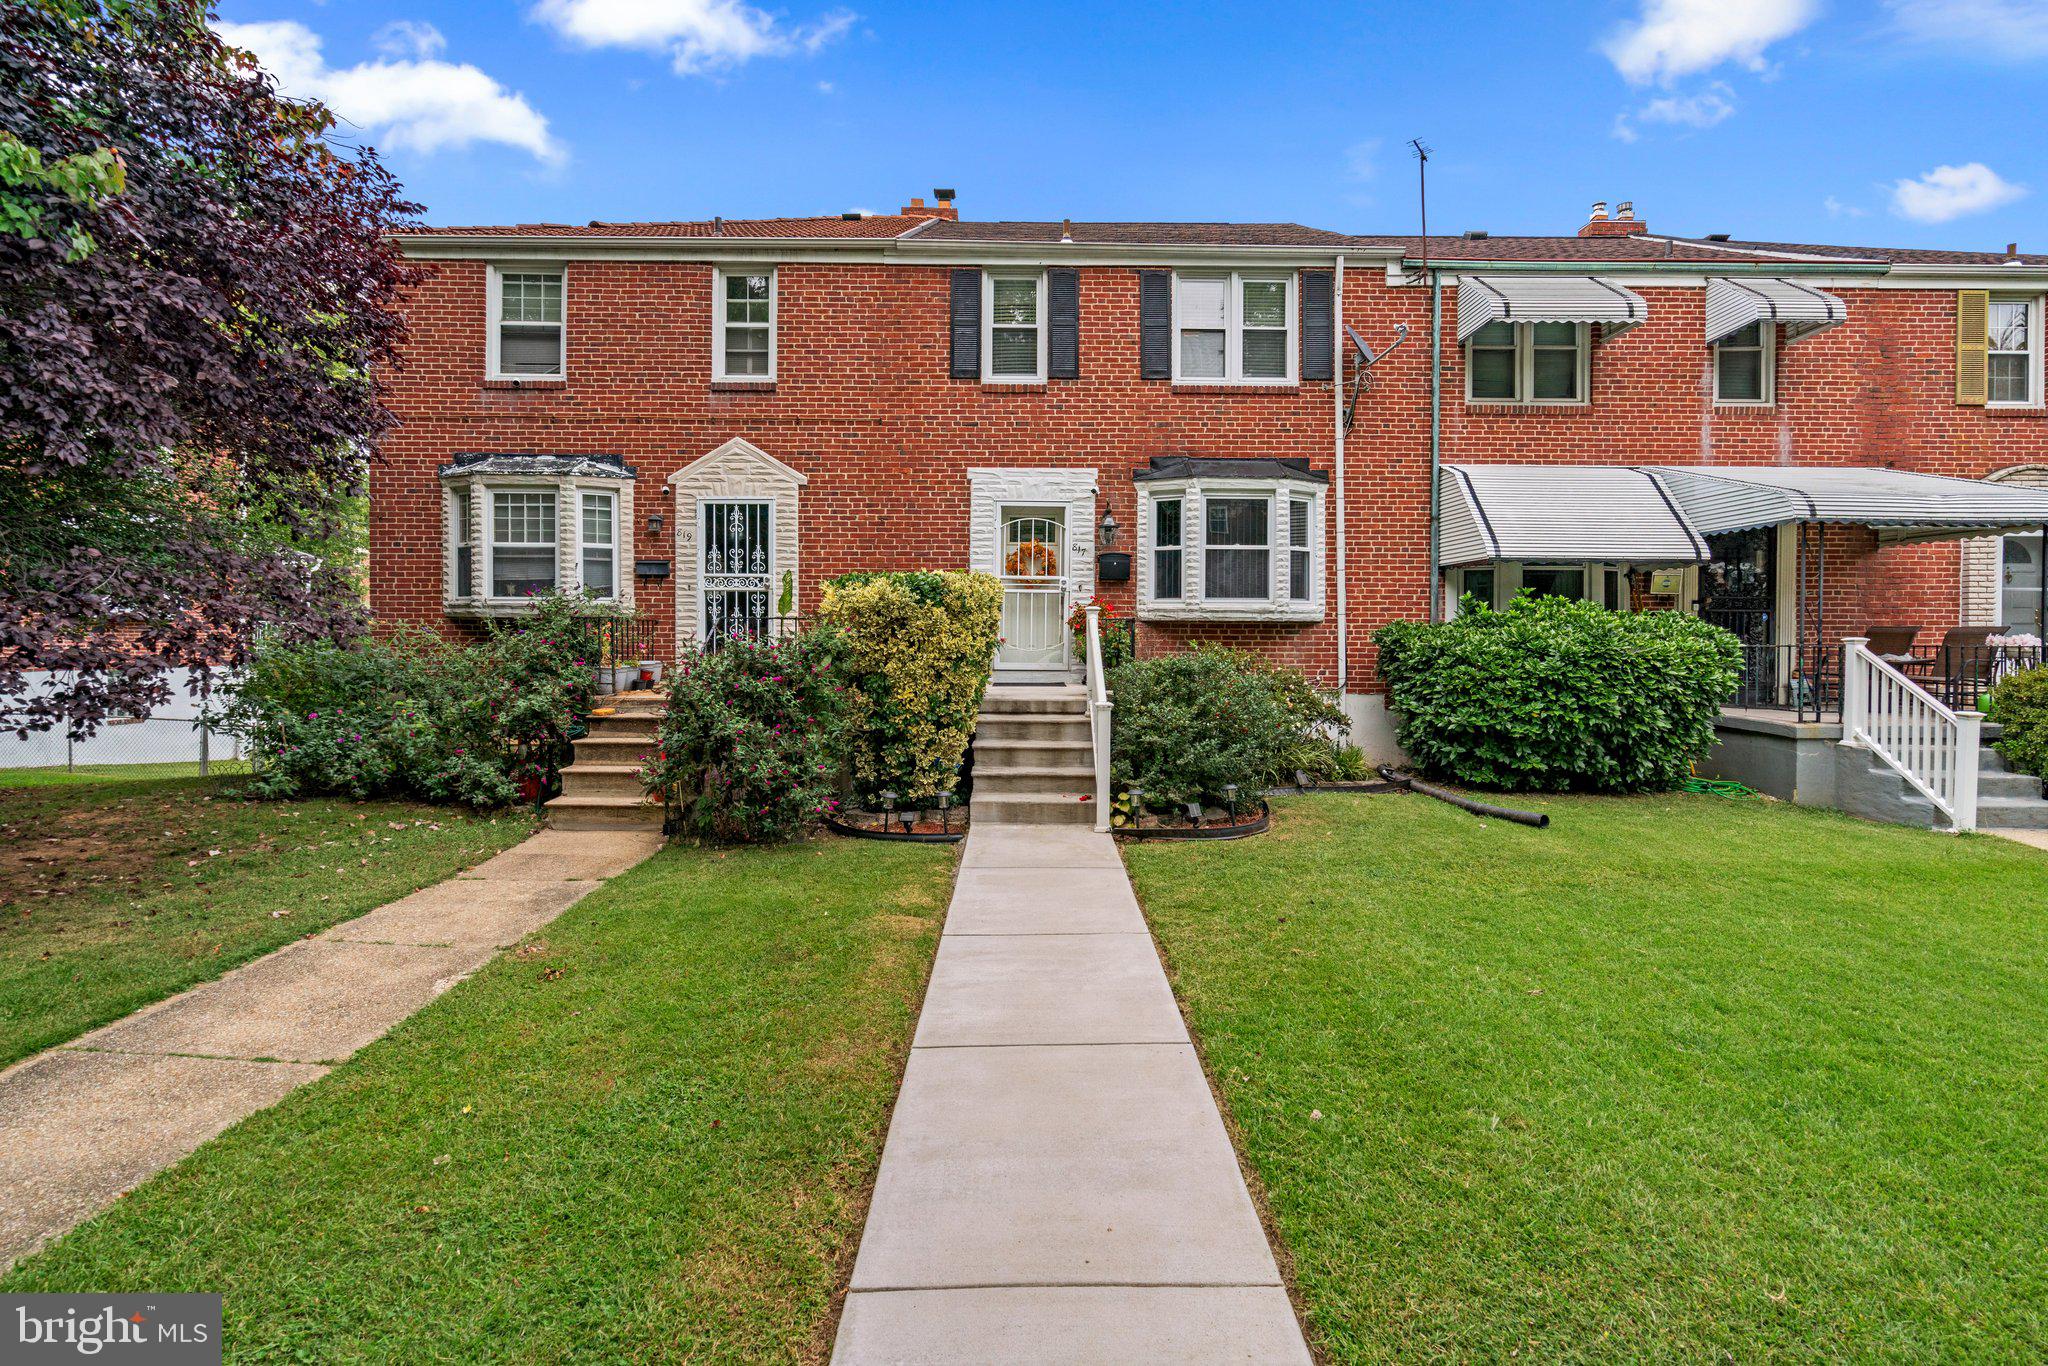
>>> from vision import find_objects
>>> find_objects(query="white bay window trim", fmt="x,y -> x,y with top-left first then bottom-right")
712,266 -> 777,382
441,456 -> 635,617
486,264 -> 566,381
1171,270 -> 1297,385
982,269 -> 1048,383
1137,476 -> 1324,622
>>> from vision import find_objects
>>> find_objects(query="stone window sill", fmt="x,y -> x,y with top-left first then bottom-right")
482,378 -> 566,392
711,380 -> 776,393
1136,602 -> 1324,625
1171,383 -> 1301,396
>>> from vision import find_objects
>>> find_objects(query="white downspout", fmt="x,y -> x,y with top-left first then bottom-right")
1334,253 -> 1348,700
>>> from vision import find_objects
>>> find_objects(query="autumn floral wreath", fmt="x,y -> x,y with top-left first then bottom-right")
1003,539 -> 1059,577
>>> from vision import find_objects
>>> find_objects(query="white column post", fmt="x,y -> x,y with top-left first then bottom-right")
1955,709 -> 1983,833
1840,637 -> 1869,742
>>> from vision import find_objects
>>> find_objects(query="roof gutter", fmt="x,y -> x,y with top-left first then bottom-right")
1397,258 -> 1889,277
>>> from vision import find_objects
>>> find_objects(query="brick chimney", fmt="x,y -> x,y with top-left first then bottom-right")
898,188 -> 959,221
1579,198 -> 1648,237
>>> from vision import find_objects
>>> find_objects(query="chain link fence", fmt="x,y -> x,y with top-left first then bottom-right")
1,669 -> 248,785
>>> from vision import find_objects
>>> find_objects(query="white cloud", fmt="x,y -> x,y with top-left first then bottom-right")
1613,81 -> 1735,140
1824,195 -> 1870,219
1603,0 -> 1819,84
216,20 -> 562,164
1890,163 -> 2026,222
531,0 -> 857,76
1885,0 -> 2048,56
1344,138 -> 1381,182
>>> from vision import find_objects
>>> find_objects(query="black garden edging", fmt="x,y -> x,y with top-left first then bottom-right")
1114,799 -> 1270,841
822,813 -> 966,844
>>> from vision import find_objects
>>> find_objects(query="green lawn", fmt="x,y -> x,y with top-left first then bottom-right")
0,777 -> 532,1066
1126,793 -> 2048,1362
4,836 -> 955,1363
1,758 -> 252,788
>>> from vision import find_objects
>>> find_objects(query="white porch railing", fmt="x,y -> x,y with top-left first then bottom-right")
1840,636 -> 1983,832
1082,604 -> 1113,834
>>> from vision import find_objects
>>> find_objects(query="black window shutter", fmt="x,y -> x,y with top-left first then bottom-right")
1138,270 -> 1171,379
950,268 -> 981,379
1048,268 -> 1080,379
1301,270 -> 1335,381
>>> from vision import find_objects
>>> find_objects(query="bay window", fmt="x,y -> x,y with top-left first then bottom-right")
489,267 -> 564,379
1173,271 -> 1296,384
715,268 -> 775,380
1465,321 -> 1587,404
1205,497 -> 1270,599
1135,458 -> 1325,621
490,491 -> 558,597
580,491 -> 617,599
440,453 -> 636,616
1150,498 -> 1183,601
1288,497 -> 1314,601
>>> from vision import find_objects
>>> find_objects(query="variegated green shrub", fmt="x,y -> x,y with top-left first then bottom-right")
818,570 -> 1003,802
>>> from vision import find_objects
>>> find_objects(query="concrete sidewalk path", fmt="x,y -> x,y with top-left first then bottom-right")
833,826 -> 1310,1365
0,828 -> 662,1272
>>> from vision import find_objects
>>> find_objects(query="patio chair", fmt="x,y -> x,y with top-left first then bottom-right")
1902,625 -> 2004,707
1863,625 -> 1921,666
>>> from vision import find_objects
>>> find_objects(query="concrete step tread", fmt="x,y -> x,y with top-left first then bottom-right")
971,792 -> 1092,807
975,763 -> 1096,778
546,794 -> 663,809
1978,795 -> 2048,810
973,736 -> 1094,749
561,762 -> 644,775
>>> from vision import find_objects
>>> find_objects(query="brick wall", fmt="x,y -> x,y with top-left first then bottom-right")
371,256 -> 2048,692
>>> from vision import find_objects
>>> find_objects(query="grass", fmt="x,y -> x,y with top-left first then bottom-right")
0,776 -> 533,1066
1,759 -> 252,788
1125,792 -> 2048,1362
4,835 -> 956,1363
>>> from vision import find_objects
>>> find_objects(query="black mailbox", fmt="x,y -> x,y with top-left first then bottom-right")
634,559 -> 672,579
1096,551 -> 1131,583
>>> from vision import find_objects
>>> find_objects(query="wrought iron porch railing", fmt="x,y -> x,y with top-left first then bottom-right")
1729,643 -> 1842,722
1892,643 -> 2043,712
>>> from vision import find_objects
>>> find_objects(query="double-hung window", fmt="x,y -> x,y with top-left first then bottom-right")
490,268 -> 564,378
1287,497 -> 1314,601
1465,321 -> 1586,403
451,492 -> 475,598
490,490 -> 558,597
983,271 -> 1046,382
1205,497 -> 1271,599
716,269 -> 775,380
580,491 -> 617,599
1174,272 -> 1295,384
1150,497 -> 1183,600
1989,296 -> 2040,406
1715,321 -> 1773,404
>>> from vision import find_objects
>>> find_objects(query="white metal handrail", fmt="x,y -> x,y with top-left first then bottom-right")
1082,604 -> 1113,833
1840,636 -> 1982,831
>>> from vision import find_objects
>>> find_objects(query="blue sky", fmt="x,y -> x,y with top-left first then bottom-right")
213,0 -> 2046,248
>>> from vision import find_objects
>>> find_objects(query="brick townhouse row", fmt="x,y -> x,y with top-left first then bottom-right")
370,192 -> 2048,756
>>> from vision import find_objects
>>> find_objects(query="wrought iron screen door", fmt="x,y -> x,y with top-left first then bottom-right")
701,500 -> 773,645
997,509 -> 1069,669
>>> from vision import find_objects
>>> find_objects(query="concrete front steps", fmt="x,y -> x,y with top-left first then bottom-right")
546,691 -> 666,831
1837,723 -> 2048,831
970,685 -> 1095,827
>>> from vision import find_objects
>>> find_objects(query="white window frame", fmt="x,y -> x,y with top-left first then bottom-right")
1988,294 -> 2043,410
1463,321 -> 1590,406
486,486 -> 560,600
486,264 -> 566,382
981,269 -> 1048,384
1713,320 -> 1776,406
1137,478 -> 1324,622
448,488 -> 476,600
578,489 -> 618,601
1448,561 -> 1628,616
712,266 -> 777,383
1171,271 -> 1298,386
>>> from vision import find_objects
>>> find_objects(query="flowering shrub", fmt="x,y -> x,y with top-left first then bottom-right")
1374,596 -> 1740,792
223,594 -> 620,806
818,571 -> 1003,802
643,630 -> 847,843
1067,598 -> 1136,673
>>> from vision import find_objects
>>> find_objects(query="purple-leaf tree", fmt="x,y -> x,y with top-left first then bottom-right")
0,0 -> 420,738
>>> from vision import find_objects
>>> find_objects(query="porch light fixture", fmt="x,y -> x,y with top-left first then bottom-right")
647,512 -> 665,535
1098,509 -> 1120,547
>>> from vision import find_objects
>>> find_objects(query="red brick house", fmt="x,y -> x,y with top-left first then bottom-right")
371,192 -> 2048,781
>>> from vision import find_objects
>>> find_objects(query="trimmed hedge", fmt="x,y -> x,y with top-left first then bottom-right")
1984,665 -> 2048,778
817,569 -> 1003,802
1373,598 -> 1741,792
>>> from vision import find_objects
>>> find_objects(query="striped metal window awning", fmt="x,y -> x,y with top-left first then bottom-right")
1455,275 -> 1649,342
1437,465 -> 1709,567
1647,466 -> 2048,544
1704,277 -> 1847,345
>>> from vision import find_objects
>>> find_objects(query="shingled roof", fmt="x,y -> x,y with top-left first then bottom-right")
402,214 -> 931,239
1350,235 -> 1858,264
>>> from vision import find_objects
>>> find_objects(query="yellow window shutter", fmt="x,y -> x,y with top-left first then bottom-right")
1957,289 -> 1990,405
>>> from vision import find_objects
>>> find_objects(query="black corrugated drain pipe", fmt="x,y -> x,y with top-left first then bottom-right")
1378,767 -> 1550,828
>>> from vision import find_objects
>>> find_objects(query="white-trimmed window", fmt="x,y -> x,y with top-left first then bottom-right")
488,267 -> 564,379
1205,496 -> 1270,599
1465,321 -> 1587,404
983,271 -> 1047,382
450,491 -> 475,598
1173,272 -> 1296,384
580,491 -> 617,599
715,268 -> 775,380
489,490 -> 558,597
1989,296 -> 2040,407
1150,497 -> 1183,600
1715,321 -> 1775,404
1288,497 -> 1314,601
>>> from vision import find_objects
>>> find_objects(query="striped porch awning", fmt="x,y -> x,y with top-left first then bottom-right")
1455,275 -> 1649,342
1437,465 -> 1710,567
1704,277 -> 1847,344
1647,466 -> 2048,544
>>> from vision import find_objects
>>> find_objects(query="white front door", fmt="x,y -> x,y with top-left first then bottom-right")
997,506 -> 1069,673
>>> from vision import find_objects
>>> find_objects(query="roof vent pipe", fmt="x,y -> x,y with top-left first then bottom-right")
1588,200 -> 1609,223
1616,200 -> 1635,222
1060,218 -> 1073,243
712,216 -> 723,237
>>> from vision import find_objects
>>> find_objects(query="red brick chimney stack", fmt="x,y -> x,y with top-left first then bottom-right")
1580,198 -> 1649,237
898,189 -> 960,221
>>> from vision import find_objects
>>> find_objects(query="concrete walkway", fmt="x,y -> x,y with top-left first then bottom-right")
833,826 -> 1310,1364
0,828 -> 662,1272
